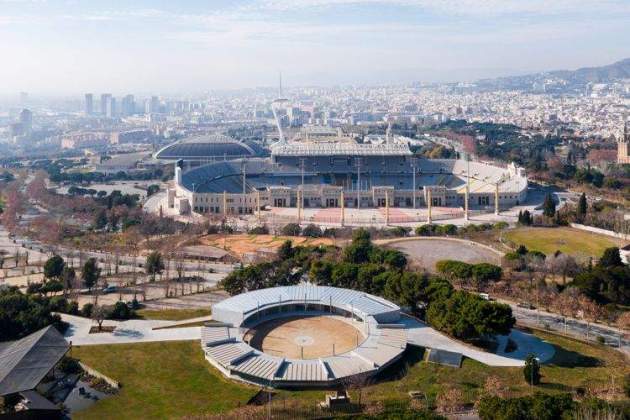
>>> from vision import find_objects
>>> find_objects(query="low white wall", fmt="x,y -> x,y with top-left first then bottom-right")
569,223 -> 629,241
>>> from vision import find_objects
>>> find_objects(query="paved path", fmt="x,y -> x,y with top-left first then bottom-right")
61,314 -> 201,346
402,316 -> 555,367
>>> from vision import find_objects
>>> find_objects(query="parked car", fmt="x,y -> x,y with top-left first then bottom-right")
102,285 -> 117,294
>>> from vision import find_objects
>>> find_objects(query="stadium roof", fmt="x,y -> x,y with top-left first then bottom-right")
213,284 -> 401,323
155,134 -> 259,160
271,141 -> 413,156
0,326 -> 69,396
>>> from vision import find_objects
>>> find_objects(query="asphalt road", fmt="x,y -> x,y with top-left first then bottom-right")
510,304 -> 630,353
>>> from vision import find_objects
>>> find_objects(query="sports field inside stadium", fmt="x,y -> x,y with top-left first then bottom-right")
244,315 -> 365,359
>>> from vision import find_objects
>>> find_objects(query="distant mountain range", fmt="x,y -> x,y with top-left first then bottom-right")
475,58 -> 630,92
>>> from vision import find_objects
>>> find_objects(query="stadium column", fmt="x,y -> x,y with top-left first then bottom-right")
427,189 -> 432,224
385,190 -> 390,225
340,190 -> 345,227
495,184 -> 500,215
297,189 -> 302,224
256,190 -> 261,221
464,185 -> 469,221
223,191 -> 227,218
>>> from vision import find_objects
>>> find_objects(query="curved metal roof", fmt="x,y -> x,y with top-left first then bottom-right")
155,134 -> 258,160
213,284 -> 400,323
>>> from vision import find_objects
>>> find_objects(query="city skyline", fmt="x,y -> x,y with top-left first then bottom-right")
1,0 -> 630,94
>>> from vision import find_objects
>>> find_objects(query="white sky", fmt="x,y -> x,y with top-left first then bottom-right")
0,0 -> 629,94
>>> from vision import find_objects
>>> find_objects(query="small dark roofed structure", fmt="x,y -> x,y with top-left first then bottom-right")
0,326 -> 70,396
426,349 -> 463,368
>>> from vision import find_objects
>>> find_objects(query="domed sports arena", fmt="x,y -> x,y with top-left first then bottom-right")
155,134 -> 262,168
164,134 -> 527,219
202,284 -> 408,387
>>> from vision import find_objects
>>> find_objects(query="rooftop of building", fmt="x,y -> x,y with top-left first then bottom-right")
155,134 -> 261,160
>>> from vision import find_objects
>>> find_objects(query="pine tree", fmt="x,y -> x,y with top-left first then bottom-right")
577,193 -> 587,222
523,354 -> 541,385
542,194 -> 556,218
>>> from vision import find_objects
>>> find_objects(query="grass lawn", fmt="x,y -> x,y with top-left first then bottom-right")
359,330 -> 629,407
136,308 -> 212,321
503,227 -> 624,257
71,331 -> 630,418
72,341 -> 255,420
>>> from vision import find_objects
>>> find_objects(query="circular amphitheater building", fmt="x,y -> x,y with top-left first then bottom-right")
201,284 -> 408,388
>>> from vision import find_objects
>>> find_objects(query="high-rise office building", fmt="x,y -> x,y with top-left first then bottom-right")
85,93 -> 94,115
121,94 -> 135,116
145,96 -> 160,114
101,93 -> 113,118
19,109 -> 32,133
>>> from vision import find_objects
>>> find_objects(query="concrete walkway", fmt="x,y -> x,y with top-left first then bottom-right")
402,316 -> 555,367
62,314 -> 556,367
61,314 -> 201,346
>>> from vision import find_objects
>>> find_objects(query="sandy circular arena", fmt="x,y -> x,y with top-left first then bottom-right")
245,315 -> 365,359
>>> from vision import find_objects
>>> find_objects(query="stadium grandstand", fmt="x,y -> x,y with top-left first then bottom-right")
164,133 -> 527,218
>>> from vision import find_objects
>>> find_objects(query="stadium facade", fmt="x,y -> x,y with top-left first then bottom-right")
164,134 -> 527,217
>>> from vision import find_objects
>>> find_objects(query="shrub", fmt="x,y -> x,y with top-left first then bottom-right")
248,225 -> 269,235
435,260 -> 473,280
322,228 -> 339,238
58,357 -> 82,374
527,250 -> 546,260
385,226 -> 410,237
81,303 -> 94,318
49,296 -> 69,312
301,224 -> 322,237
478,393 -> 573,420
108,301 -> 133,320
415,224 -> 436,236
66,300 -> 79,315
435,224 -> 458,236
493,221 -> 509,230
472,263 -> 502,283
624,374 -> 630,398
281,223 -> 301,236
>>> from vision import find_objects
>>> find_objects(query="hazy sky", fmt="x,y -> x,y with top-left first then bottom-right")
1,0 -> 629,94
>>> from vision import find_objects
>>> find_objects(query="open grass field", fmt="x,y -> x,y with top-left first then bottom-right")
72,341 -> 256,420
136,308 -> 212,321
503,227 -> 625,257
199,234 -> 333,259
71,330 -> 629,418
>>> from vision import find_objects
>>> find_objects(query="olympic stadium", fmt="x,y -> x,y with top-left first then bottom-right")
202,284 -> 408,387
161,132 -> 527,219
